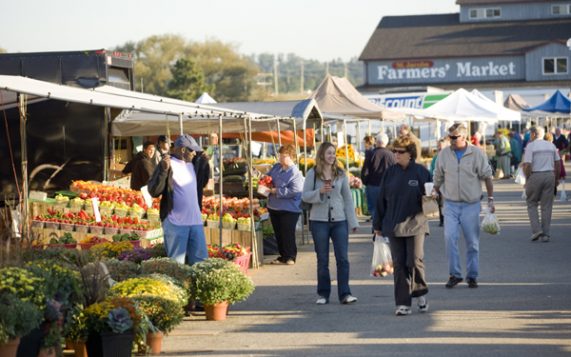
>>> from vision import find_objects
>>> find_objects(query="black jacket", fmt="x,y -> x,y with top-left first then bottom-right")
123,152 -> 156,191
373,162 -> 431,237
361,147 -> 396,186
147,153 -> 210,222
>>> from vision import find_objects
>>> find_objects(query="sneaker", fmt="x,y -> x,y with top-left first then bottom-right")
531,232 -> 543,242
395,305 -> 411,316
467,278 -> 478,288
541,235 -> 550,243
270,258 -> 286,265
417,296 -> 429,313
316,297 -> 328,305
445,276 -> 463,288
341,295 -> 358,304
285,259 -> 296,265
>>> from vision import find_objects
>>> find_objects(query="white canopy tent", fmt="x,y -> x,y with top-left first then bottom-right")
195,92 -> 217,104
470,89 -> 522,122
420,88 -> 521,123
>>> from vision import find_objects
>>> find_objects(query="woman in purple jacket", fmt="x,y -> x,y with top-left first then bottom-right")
266,144 -> 305,265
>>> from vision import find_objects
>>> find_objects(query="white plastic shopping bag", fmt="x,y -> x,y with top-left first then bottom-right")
481,208 -> 501,235
514,167 -> 526,185
370,235 -> 393,277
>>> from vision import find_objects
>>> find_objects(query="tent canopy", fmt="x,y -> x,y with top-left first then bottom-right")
0,75 -> 245,118
525,90 -> 571,114
212,99 -> 323,126
417,88 -> 521,123
112,99 -> 322,136
504,94 -> 530,111
195,92 -> 217,104
310,75 -> 404,121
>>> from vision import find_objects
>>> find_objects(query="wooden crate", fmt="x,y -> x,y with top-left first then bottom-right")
205,228 -> 233,246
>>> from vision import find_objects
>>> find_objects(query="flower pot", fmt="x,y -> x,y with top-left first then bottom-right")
37,346 -> 56,357
71,341 -> 87,357
16,327 -> 43,357
0,337 -> 20,357
146,331 -> 164,355
86,331 -> 134,357
204,301 -> 229,321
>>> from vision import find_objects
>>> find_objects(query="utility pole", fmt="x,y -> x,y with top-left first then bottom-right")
300,60 -> 304,93
325,62 -> 330,75
273,54 -> 279,95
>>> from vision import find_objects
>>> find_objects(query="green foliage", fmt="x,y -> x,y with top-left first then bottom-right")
63,305 -> 87,342
109,274 -> 188,307
167,58 -> 213,102
114,35 -> 259,101
25,259 -> 84,307
146,243 -> 168,258
140,257 -> 192,290
131,295 -> 184,334
189,258 -> 255,305
104,258 -> 141,282
0,293 -> 42,344
0,267 -> 46,309
22,246 -> 90,270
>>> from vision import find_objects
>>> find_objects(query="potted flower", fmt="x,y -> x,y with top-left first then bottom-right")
189,258 -> 255,320
103,259 -> 141,282
140,258 -> 193,290
0,293 -> 42,357
62,305 -> 87,357
83,297 -> 144,357
0,267 -> 47,357
108,275 -> 187,354
129,295 -> 184,354
108,275 -> 188,308
90,241 -> 133,259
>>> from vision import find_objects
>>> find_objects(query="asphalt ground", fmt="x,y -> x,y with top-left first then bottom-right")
161,174 -> 571,357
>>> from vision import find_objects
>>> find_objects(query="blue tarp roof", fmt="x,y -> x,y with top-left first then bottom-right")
525,90 -> 571,114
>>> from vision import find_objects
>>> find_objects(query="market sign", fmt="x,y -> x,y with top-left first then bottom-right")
368,57 -> 525,85
366,92 -> 450,109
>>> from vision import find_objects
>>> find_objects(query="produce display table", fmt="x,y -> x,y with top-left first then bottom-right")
30,225 -> 163,248
205,227 -> 263,268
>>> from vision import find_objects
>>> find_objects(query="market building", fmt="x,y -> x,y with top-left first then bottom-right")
358,0 -> 571,108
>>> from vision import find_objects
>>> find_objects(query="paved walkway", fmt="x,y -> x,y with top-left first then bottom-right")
161,177 -> 571,356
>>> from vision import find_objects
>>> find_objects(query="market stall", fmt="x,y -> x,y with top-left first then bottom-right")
1,75 -> 287,268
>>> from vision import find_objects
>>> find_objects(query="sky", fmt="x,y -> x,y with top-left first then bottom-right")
1,0 -> 458,62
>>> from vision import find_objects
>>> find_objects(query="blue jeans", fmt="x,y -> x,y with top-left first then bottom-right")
310,220 -> 351,302
365,185 -> 380,222
443,200 -> 481,279
162,218 -> 208,265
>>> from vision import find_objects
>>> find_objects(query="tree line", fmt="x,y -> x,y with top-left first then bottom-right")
111,34 -> 364,102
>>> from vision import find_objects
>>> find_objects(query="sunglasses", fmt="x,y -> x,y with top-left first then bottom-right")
449,135 -> 463,140
392,149 -> 407,154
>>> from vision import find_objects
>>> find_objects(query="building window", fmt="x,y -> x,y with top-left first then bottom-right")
543,57 -> 568,75
468,7 -> 501,19
551,4 -> 571,15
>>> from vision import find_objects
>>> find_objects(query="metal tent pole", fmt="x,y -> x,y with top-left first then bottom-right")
277,120 -> 282,147
218,115 -> 224,246
19,94 -> 29,240
246,117 -> 259,268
